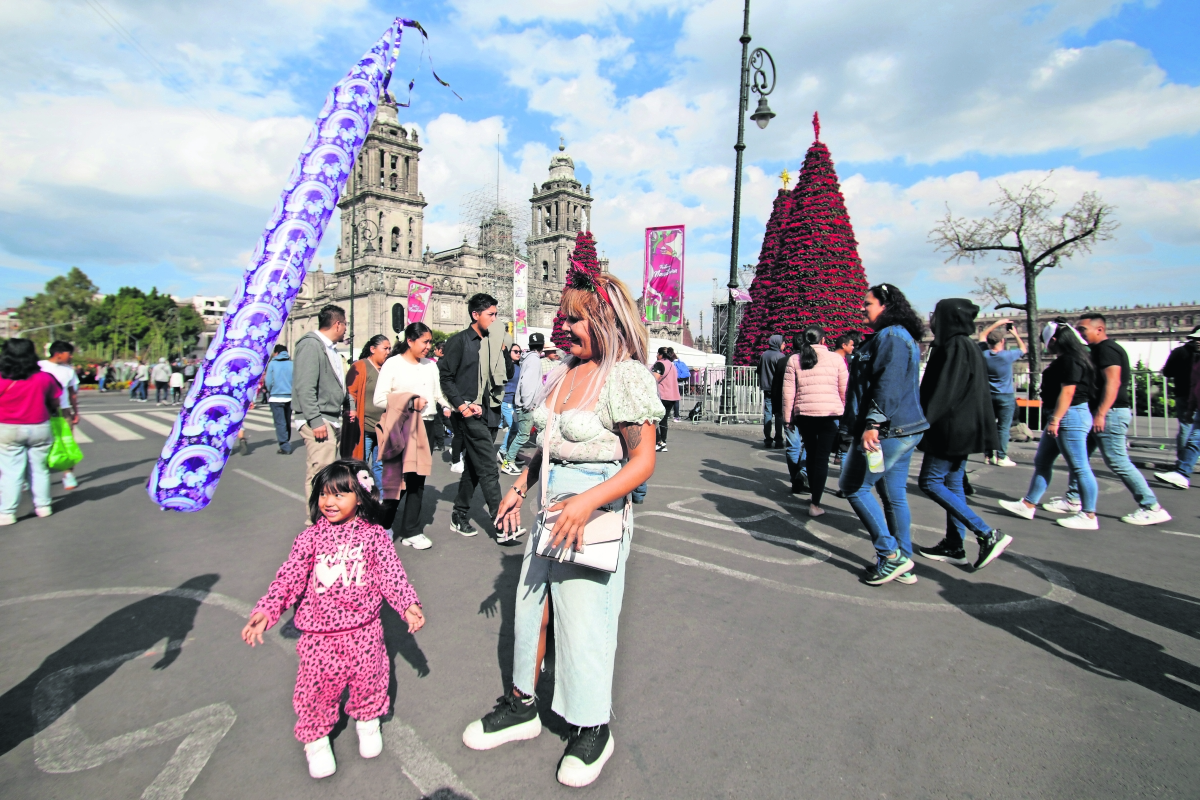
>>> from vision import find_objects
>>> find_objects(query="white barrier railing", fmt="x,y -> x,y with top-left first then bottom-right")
678,366 -> 764,425
1130,371 -> 1173,439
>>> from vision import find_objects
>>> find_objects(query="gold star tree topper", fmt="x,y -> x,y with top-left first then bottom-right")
780,167 -> 790,190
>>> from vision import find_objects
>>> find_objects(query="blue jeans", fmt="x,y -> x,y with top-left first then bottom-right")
1173,407 -> 1200,477
840,433 -> 922,560
1064,408 -> 1158,509
783,424 -> 806,479
501,401 -> 514,430
362,434 -> 384,499
991,393 -> 1016,457
1023,405 -> 1096,512
918,453 -> 993,546
269,401 -> 292,449
513,461 -> 629,726
763,399 -> 782,443
1177,407 -> 1194,466
0,422 -> 54,516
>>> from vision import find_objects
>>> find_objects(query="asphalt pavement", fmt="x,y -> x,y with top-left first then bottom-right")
1,391 -> 1198,799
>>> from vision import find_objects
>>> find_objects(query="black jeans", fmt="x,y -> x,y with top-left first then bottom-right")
425,417 -> 445,450
391,473 -> 427,540
450,413 -> 465,461
155,381 -> 169,402
452,413 -> 502,520
658,400 -> 677,444
796,416 -> 840,506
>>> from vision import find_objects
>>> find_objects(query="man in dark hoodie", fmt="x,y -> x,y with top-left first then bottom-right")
757,334 -> 786,448
914,299 -> 1012,571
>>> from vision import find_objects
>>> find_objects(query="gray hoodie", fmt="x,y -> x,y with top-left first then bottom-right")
513,350 -> 544,410
757,334 -> 786,392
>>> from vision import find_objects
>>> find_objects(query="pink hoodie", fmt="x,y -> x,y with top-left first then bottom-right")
253,516 -> 420,634
780,346 -> 848,422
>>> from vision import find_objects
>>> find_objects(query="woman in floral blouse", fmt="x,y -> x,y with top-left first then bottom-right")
460,272 -> 661,789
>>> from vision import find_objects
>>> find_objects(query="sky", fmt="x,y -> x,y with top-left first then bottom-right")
1,0 -> 1198,340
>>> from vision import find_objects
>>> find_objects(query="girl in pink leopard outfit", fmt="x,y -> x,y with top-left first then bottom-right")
242,459 -> 425,779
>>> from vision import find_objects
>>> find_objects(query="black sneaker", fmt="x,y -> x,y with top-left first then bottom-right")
557,724 -> 614,788
974,530 -> 1013,571
864,551 -> 914,586
916,538 -> 969,566
450,513 -> 478,537
462,693 -> 541,750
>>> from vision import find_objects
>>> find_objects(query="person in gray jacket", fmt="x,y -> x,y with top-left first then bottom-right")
501,332 -> 545,475
292,305 -> 348,511
757,334 -> 786,448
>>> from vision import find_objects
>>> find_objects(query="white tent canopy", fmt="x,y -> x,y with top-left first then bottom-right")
647,338 -> 727,369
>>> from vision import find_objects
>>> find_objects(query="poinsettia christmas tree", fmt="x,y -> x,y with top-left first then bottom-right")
734,113 -> 869,364
550,229 -> 600,350
733,188 -> 793,365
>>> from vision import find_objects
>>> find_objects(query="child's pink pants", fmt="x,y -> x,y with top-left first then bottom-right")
293,619 -> 389,743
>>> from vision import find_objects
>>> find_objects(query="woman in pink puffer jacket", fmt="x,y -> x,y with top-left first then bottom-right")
781,325 -> 849,516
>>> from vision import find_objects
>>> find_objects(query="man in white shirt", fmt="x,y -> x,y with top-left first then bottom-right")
39,341 -> 81,490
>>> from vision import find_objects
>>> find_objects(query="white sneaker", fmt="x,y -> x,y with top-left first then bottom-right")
450,458 -> 465,474
62,471 -> 78,490
1155,471 -> 1190,490
34,506 -> 52,518
356,718 -> 383,758
998,499 -> 1035,520
304,736 -> 336,779
1057,512 -> 1099,530
401,533 -> 433,550
1042,496 -> 1081,514
985,455 -> 996,465
0,513 -> 15,526
496,526 -> 527,543
1121,505 -> 1172,526
993,456 -> 1018,467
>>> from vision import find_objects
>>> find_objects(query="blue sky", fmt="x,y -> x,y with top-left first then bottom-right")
1,0 -> 1198,338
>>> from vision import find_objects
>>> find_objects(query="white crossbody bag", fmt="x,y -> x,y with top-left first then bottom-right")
532,381 -> 628,573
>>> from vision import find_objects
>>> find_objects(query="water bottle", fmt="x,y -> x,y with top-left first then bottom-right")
866,447 -> 885,473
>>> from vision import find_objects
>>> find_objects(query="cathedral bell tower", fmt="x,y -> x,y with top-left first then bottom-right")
527,140 -> 593,286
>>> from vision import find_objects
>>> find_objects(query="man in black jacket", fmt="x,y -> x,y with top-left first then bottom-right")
757,334 -> 786,448
439,293 -> 511,538
1162,326 -> 1200,466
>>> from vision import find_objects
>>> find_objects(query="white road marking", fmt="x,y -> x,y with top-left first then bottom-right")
71,427 -> 93,443
80,414 -> 143,441
147,410 -> 274,433
114,413 -> 173,436
34,652 -> 235,800
638,524 -> 826,565
1,586 -> 480,800
232,469 -> 307,502
1163,529 -> 1200,539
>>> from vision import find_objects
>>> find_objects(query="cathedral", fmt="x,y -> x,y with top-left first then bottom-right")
281,96 -> 606,352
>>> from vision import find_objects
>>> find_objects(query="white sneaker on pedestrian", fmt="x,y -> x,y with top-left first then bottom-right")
62,472 -> 78,491
401,534 -> 433,550
34,506 -> 52,518
0,513 -> 15,526
993,456 -> 1018,467
984,455 -> 995,465
1057,512 -> 1099,530
304,737 -> 336,779
356,718 -> 383,758
1121,505 -> 1172,526
450,458 -> 465,474
1042,496 -> 1081,514
1155,471 -> 1190,490
998,499 -> 1035,520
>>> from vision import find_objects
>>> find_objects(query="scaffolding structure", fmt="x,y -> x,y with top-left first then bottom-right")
458,184 -> 531,259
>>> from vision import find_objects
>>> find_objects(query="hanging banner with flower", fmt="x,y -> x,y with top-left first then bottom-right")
513,257 -> 529,334
643,225 -> 684,324
406,279 -> 434,323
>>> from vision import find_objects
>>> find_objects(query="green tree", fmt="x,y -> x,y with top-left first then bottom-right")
17,267 -> 98,348
83,287 -> 203,360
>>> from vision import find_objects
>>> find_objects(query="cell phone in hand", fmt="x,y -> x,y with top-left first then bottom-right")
1005,323 -> 1014,331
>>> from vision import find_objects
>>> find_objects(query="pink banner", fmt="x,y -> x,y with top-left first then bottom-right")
406,279 -> 433,323
643,225 -> 684,324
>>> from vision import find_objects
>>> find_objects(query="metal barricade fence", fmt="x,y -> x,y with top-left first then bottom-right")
679,366 -> 764,425
1130,371 -> 1173,438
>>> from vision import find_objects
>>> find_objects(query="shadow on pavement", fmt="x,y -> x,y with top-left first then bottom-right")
76,455 -> 158,486
0,574 -> 218,757
52,475 -> 151,513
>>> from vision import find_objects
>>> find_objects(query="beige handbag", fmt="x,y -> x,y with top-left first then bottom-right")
532,380 -> 627,573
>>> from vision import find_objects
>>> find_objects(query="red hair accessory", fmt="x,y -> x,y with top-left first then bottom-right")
568,259 -> 611,305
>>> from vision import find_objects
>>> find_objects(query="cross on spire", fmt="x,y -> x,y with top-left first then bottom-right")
559,136 -> 565,152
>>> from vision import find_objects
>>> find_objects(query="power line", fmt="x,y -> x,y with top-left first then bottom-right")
81,0 -> 220,125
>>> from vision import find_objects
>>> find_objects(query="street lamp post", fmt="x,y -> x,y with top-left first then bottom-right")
724,0 -> 776,371
347,201 -> 378,354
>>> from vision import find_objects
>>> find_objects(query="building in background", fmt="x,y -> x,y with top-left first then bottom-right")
0,308 -> 19,339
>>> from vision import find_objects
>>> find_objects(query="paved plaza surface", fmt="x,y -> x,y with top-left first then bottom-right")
1,392 -> 1198,799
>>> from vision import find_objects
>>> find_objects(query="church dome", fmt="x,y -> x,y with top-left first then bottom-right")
548,140 -> 575,181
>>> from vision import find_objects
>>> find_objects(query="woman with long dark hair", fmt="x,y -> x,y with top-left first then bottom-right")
345,334 -> 391,491
839,284 -> 929,586
0,338 -> 63,525
999,320 -> 1099,529
782,324 -> 848,516
373,322 -> 448,549
914,299 -> 1012,571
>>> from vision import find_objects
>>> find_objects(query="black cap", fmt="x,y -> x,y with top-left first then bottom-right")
528,332 -> 545,349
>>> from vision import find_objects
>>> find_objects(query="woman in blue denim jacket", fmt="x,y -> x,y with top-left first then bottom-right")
839,283 -> 929,586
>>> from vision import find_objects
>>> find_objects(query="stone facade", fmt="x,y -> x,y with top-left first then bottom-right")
282,101 -> 604,352
974,302 -> 1200,342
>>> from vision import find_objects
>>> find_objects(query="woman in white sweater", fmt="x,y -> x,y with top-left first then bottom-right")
373,322 -> 450,549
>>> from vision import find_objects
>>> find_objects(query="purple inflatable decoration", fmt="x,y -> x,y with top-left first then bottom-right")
148,18 -> 433,512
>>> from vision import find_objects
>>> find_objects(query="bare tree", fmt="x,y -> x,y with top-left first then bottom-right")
929,175 -> 1117,396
